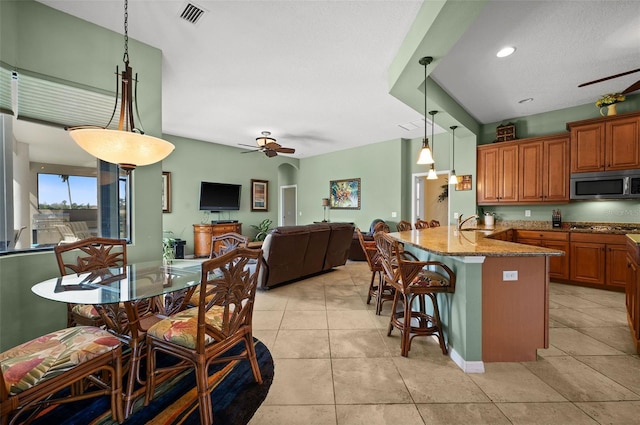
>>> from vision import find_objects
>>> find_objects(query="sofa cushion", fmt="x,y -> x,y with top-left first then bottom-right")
301,224 -> 331,276
324,222 -> 355,270
263,227 -> 310,287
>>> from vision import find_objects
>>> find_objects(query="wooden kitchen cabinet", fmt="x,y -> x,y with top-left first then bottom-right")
570,232 -> 627,289
477,143 -> 518,204
627,237 -> 640,353
568,111 -> 640,173
516,230 -> 569,280
193,223 -> 243,258
518,134 -> 569,203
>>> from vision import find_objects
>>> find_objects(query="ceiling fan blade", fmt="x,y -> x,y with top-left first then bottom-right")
578,68 -> 640,87
239,143 -> 260,149
276,147 -> 295,154
265,150 -> 278,158
264,142 -> 281,150
241,149 -> 259,154
622,79 -> 640,95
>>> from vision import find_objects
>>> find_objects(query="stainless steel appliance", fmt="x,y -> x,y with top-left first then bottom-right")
570,170 -> 640,200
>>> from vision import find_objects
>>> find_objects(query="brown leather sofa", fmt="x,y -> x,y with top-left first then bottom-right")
259,222 -> 355,288
348,219 -> 388,261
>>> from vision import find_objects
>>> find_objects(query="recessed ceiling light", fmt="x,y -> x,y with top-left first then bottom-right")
496,46 -> 516,58
518,98 -> 534,104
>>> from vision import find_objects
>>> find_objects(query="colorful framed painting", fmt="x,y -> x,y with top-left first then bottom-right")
162,172 -> 171,213
455,174 -> 472,191
251,179 -> 269,211
329,178 -> 361,210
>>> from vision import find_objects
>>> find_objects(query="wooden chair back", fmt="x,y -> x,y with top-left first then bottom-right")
54,237 -> 127,275
373,221 -> 390,233
415,219 -> 430,230
210,232 -> 249,258
429,220 -> 441,228
356,228 -> 381,272
396,220 -> 412,231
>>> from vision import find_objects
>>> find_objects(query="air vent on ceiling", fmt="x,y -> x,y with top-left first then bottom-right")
179,2 -> 206,25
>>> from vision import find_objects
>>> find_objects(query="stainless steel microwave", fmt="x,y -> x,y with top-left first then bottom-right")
570,170 -> 640,200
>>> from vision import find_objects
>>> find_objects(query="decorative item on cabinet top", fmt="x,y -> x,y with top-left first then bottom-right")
494,122 -> 517,143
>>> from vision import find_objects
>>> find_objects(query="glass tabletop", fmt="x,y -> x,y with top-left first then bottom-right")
32,260 -> 203,305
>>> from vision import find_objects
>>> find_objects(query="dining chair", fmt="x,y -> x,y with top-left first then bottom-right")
374,232 -> 456,357
0,326 -> 124,424
396,220 -> 412,232
144,247 -> 264,425
54,237 -> 128,327
209,232 -> 249,258
429,220 -> 441,228
373,221 -> 390,233
414,219 -> 430,230
356,228 -> 392,315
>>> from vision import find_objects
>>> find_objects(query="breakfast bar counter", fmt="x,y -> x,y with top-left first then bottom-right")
389,226 -> 564,372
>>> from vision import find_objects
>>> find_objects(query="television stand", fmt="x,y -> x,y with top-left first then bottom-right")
214,220 -> 238,224
193,223 -> 243,257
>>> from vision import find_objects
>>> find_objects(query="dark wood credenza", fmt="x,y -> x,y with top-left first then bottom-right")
193,223 -> 242,258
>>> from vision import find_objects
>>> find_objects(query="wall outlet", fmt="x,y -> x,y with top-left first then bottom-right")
391,212 -> 397,218
525,210 -> 531,217
453,212 -> 459,219
503,271 -> 518,281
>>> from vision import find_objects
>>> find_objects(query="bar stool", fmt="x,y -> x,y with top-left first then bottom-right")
356,228 -> 393,315
414,219 -> 430,230
396,220 -> 412,231
374,232 -> 456,356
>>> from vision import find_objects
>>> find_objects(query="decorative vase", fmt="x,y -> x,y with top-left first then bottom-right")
600,103 -> 617,116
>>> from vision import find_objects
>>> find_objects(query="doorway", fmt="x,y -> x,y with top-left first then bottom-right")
411,171 -> 451,226
280,185 -> 297,226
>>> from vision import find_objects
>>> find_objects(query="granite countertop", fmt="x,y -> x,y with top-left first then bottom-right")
628,234 -> 640,245
496,220 -> 640,235
390,226 -> 564,257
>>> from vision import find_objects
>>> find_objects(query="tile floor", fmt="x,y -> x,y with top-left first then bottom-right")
248,260 -> 640,425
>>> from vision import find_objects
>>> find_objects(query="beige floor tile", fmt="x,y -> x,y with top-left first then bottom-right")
325,295 -> 368,311
578,291 -> 626,308
524,355 -> 639,402
574,326 -> 638,354
254,291 -> 289,310
263,359 -> 334,405
469,362 -> 566,403
285,296 -> 327,311
573,307 -> 629,326
536,343 -> 567,358
332,358 -> 412,404
253,310 -> 284,330
552,295 -> 606,309
327,310 -> 377,329
577,355 -> 640,395
549,328 -> 625,356
417,403 -> 510,425
574,401 -> 640,424
366,310 -> 392,330
336,404 -> 423,425
324,285 -> 362,297
253,329 -> 278,350
250,405 -> 337,425
329,329 -> 391,358
496,402 -> 599,424
550,307 -> 609,328
280,310 -> 328,330
271,329 -> 330,359
394,355 -> 491,403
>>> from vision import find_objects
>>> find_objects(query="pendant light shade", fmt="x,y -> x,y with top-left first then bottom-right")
68,0 -> 174,172
416,56 -> 434,165
256,131 -> 276,147
426,110 -> 438,179
449,125 -> 458,185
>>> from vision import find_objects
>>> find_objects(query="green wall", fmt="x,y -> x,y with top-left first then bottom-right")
0,0 -> 163,350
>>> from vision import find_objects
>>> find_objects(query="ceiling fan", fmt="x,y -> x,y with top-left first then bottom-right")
239,131 -> 296,158
578,68 -> 640,94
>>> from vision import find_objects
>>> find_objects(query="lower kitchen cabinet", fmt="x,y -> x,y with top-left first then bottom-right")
515,230 -> 569,281
570,233 -> 627,290
626,237 -> 640,353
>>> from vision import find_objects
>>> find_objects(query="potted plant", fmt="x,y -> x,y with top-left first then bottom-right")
251,219 -> 273,242
596,93 -> 625,116
162,231 -> 176,263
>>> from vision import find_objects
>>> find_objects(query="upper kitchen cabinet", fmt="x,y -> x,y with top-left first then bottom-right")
477,143 -> 518,205
568,111 -> 640,173
518,134 -> 570,203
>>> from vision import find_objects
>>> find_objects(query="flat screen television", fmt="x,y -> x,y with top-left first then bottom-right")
199,182 -> 241,212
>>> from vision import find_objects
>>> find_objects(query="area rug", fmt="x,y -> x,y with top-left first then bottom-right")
26,339 -> 274,425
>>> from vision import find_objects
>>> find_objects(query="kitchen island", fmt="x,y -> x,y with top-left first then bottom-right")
390,226 -> 564,372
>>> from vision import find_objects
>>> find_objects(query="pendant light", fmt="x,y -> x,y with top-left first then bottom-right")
69,0 -> 174,172
416,56 -> 434,165
426,110 -> 438,180
449,125 -> 459,185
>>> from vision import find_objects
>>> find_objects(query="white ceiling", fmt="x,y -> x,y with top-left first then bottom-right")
23,0 -> 640,162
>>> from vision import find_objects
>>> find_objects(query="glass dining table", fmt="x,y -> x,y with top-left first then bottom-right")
31,259 -> 204,418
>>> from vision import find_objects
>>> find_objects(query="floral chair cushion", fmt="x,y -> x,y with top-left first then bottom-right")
147,306 -> 225,349
72,304 -> 101,319
411,269 -> 451,287
0,326 -> 120,396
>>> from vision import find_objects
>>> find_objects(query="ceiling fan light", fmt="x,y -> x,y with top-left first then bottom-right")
496,46 -> 516,58
256,136 -> 275,147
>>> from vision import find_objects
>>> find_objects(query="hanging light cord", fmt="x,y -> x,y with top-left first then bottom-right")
424,59 -> 428,142
123,0 -> 129,65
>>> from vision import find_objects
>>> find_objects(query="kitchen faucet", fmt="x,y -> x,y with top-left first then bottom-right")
457,214 -> 479,230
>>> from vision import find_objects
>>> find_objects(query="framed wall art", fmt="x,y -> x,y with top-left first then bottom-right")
162,171 -> 171,213
329,178 -> 361,209
455,174 -> 472,191
251,179 -> 269,211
